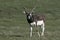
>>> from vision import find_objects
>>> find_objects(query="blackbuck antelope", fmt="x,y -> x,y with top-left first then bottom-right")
23,7 -> 45,37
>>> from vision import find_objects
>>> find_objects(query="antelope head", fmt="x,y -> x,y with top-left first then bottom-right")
23,6 -> 36,15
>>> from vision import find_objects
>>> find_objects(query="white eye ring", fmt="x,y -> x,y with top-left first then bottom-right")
30,14 -> 32,16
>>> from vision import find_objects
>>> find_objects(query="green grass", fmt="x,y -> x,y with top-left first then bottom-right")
0,0 -> 60,40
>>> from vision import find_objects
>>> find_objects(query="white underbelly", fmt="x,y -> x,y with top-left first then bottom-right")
30,20 -> 44,26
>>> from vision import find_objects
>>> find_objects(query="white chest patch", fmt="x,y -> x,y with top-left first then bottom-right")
30,20 -> 44,26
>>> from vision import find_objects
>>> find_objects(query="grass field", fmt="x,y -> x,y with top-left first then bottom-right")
0,0 -> 60,40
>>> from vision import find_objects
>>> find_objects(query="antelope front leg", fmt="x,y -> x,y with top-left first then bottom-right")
30,27 -> 33,37
41,23 -> 45,36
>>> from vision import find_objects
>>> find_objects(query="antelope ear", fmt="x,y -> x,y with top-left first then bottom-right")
23,7 -> 26,14
23,11 -> 26,14
31,12 -> 33,14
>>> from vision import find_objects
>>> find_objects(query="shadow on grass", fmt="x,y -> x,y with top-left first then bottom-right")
0,34 -> 24,37
9,35 -> 24,37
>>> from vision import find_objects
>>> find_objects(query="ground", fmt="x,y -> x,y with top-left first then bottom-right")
0,0 -> 60,40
